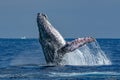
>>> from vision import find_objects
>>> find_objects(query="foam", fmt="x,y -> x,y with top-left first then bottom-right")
60,40 -> 111,65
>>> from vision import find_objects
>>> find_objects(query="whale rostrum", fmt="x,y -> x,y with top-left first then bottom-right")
37,13 -> 95,65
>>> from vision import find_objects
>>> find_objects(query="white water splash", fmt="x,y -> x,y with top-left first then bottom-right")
61,40 -> 111,66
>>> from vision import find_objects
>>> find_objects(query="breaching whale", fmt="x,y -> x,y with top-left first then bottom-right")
37,13 -> 95,65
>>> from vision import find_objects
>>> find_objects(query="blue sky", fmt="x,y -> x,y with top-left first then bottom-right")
0,0 -> 120,38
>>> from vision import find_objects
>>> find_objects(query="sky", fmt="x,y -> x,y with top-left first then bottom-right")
0,0 -> 120,38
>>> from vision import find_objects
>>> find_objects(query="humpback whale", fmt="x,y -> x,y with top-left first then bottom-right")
37,13 -> 95,65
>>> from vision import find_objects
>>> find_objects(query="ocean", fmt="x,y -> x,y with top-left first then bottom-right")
0,38 -> 120,80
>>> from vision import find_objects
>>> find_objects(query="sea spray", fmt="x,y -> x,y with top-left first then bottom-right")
61,40 -> 111,65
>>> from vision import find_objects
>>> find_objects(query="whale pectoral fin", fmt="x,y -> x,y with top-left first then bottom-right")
58,37 -> 95,54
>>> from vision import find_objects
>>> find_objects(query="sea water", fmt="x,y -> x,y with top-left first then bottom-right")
61,40 -> 111,65
0,38 -> 120,80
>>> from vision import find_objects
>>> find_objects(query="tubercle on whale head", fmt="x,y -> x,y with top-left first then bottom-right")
37,13 -> 50,29
37,13 -> 48,21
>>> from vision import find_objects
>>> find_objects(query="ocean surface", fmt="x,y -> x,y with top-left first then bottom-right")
0,38 -> 120,80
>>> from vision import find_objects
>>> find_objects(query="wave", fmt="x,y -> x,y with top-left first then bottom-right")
0,71 -> 119,78
48,72 -> 120,77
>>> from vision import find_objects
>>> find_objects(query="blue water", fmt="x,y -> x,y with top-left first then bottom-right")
0,38 -> 120,80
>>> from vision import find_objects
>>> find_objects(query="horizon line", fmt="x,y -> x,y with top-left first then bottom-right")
0,37 -> 120,39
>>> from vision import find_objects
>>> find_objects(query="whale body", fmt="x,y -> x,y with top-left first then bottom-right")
37,13 -> 95,65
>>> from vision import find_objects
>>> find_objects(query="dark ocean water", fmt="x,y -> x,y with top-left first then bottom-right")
0,38 -> 120,80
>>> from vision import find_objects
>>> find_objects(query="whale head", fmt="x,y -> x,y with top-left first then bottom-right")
37,13 -> 66,46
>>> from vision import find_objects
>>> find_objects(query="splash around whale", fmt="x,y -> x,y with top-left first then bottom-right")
36,13 -> 111,65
